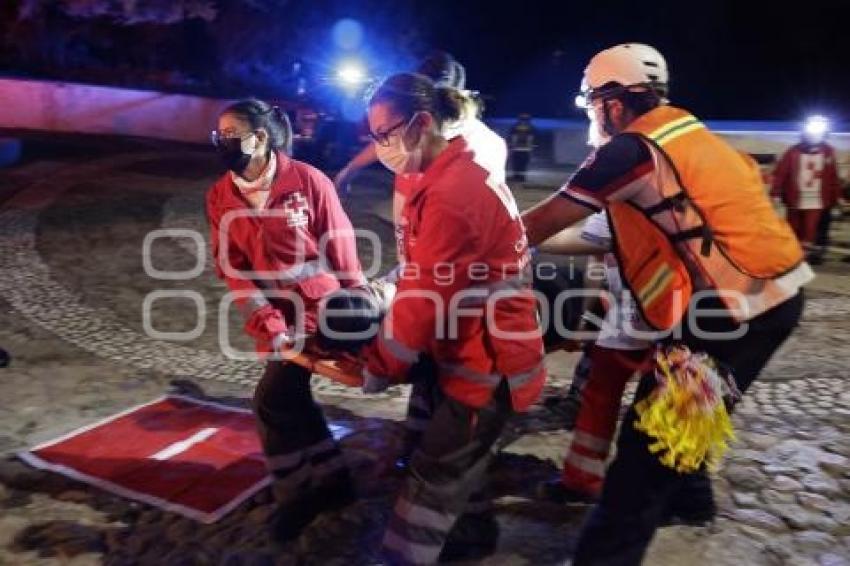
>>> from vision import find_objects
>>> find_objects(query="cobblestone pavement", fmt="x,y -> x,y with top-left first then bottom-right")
0,134 -> 848,565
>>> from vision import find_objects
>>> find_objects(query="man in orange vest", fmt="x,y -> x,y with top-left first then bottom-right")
523,43 -> 811,565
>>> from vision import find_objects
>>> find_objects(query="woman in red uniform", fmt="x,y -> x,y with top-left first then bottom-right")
361,74 -> 546,564
206,99 -> 365,542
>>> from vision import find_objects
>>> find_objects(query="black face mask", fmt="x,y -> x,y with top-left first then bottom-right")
216,137 -> 252,174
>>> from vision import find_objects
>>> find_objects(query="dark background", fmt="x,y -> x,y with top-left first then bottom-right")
423,0 -> 847,121
1,0 -> 846,121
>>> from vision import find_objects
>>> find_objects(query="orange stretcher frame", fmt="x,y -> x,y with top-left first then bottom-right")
281,338 -> 365,388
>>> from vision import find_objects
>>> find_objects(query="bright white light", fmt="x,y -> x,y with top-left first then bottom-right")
337,62 -> 366,86
805,115 -> 829,139
575,94 -> 587,109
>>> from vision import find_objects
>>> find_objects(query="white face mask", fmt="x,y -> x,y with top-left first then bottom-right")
241,133 -> 259,155
587,104 -> 611,149
375,114 -> 424,175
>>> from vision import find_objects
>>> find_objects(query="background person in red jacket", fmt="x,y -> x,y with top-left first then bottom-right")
361,73 -> 546,564
772,115 -> 843,263
206,99 -> 365,542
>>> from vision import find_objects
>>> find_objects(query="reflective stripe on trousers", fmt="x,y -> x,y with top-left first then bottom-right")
383,382 -> 512,565
406,379 -> 435,433
384,491 -> 460,565
572,430 -> 612,453
564,449 -> 608,478
266,436 -> 346,500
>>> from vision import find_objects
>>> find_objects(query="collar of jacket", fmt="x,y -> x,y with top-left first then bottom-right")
231,150 -> 277,194
405,136 -> 468,204
219,150 -> 296,211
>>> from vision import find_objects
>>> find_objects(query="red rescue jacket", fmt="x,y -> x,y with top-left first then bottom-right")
207,151 -> 363,337
362,138 -> 546,411
772,143 -> 842,210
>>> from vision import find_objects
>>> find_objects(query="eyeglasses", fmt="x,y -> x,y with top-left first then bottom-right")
210,129 -> 254,147
576,83 -> 662,110
368,118 -> 409,147
575,89 -> 612,110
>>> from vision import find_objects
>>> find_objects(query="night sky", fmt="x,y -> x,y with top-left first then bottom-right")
410,0 -> 847,121
1,0 -> 845,122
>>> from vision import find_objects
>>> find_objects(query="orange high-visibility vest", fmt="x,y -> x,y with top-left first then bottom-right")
608,106 -> 804,329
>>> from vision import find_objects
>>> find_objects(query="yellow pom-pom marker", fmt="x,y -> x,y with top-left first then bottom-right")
634,345 -> 739,473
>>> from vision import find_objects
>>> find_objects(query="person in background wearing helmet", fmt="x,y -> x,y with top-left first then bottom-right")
206,99 -> 365,543
509,113 -> 536,182
362,72 -> 545,564
772,115 -> 844,265
522,44 -> 810,564
334,51 -> 507,198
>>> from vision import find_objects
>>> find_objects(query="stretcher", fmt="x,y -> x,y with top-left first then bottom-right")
280,338 -> 364,388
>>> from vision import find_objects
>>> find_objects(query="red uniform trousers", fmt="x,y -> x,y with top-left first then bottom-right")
561,345 -> 651,496
787,208 -> 823,247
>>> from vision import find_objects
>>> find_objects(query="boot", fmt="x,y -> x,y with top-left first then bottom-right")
270,495 -> 322,543
313,471 -> 357,514
536,478 -> 598,505
438,513 -> 500,562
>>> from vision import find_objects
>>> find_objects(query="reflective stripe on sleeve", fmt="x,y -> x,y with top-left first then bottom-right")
380,335 -> 422,365
239,291 -> 270,318
277,259 -> 327,285
439,364 -> 502,386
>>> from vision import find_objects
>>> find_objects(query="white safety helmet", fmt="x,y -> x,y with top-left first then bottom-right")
576,43 -> 669,108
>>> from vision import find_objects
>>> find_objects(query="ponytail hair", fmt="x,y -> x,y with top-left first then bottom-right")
435,85 -> 469,123
416,50 -> 467,91
368,73 -> 467,127
220,98 -> 293,155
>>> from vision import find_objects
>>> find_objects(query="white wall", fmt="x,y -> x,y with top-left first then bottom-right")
720,131 -> 850,184
551,121 -> 850,180
0,78 -> 229,144
1,78 -> 847,181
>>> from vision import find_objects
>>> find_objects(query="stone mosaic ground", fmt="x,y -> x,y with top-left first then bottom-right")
0,133 -> 848,565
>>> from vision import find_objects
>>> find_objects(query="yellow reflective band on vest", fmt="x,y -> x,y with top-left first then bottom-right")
648,117 -> 706,147
646,115 -> 695,140
615,105 -> 804,324
607,202 -> 692,331
638,263 -> 674,308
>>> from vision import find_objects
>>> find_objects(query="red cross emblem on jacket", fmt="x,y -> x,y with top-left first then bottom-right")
284,192 -> 309,227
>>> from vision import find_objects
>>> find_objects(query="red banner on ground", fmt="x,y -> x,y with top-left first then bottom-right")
19,395 -> 269,523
